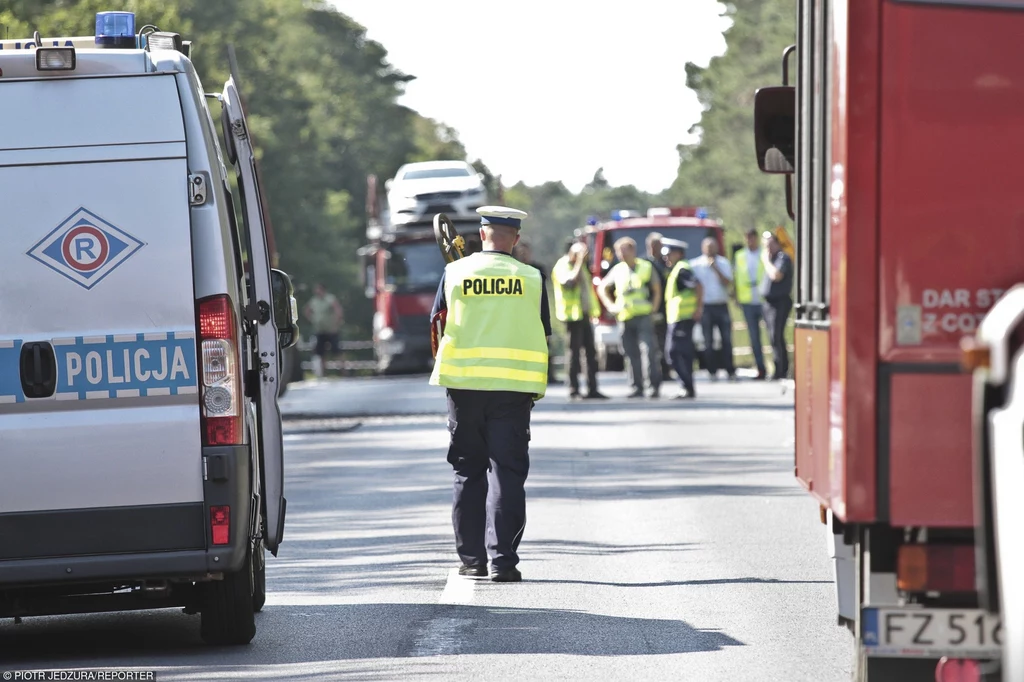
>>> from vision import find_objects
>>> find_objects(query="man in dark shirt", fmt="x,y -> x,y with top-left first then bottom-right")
644,232 -> 672,379
760,231 -> 794,381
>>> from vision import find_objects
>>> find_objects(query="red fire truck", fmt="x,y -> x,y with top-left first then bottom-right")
581,207 -> 725,371
753,1 -> 1024,679
359,175 -> 481,374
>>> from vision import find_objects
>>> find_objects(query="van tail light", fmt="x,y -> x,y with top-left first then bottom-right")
897,544 -> 975,593
197,295 -> 242,446
210,505 -> 230,545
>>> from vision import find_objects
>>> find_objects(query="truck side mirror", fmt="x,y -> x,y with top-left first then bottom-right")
754,86 -> 795,174
270,268 -> 300,349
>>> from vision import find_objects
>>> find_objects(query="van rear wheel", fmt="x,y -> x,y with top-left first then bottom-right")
200,545 -> 256,645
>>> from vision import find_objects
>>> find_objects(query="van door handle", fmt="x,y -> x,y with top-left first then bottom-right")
20,341 -> 56,399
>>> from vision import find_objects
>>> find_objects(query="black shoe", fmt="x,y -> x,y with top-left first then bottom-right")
569,391 -> 582,400
627,390 -> 644,399
649,386 -> 660,399
674,390 -> 696,400
458,564 -> 488,578
490,567 -> 522,583
583,391 -> 609,400
755,371 -> 767,381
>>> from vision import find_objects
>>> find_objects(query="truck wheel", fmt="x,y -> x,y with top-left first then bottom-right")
200,545 -> 257,645
252,538 -> 266,613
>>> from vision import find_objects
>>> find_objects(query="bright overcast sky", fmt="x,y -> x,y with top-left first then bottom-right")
331,1 -> 730,193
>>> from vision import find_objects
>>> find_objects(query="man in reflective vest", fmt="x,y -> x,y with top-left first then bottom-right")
597,237 -> 663,398
733,228 -> 767,380
552,239 -> 608,400
429,206 -> 551,583
662,239 -> 704,399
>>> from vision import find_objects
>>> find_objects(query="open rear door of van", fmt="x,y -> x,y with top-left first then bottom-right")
221,77 -> 286,555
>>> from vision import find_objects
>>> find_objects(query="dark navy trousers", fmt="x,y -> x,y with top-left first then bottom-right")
446,388 -> 532,570
666,320 -> 696,393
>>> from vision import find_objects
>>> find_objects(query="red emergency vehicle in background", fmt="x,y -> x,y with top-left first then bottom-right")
360,175 -> 481,374
581,207 -> 725,371
753,2 -> 1024,679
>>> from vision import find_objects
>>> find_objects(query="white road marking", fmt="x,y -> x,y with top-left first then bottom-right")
438,567 -> 476,605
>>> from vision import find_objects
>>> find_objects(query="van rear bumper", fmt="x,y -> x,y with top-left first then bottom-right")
0,545 -> 246,588
0,444 -> 251,588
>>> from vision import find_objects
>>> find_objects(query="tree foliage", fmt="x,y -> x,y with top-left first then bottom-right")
664,0 -> 795,240
1,0 -> 473,337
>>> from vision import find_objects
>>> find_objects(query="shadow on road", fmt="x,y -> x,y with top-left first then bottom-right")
0,601 -> 743,674
523,577 -> 832,588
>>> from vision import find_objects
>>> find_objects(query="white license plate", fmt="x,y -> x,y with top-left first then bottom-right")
862,607 -> 1002,658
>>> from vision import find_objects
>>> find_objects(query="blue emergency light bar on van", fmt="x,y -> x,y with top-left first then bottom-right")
95,11 -> 136,49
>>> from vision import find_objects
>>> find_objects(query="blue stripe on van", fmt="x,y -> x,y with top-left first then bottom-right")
0,340 -> 25,404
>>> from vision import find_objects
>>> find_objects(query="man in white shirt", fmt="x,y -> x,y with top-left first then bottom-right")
689,237 -> 736,380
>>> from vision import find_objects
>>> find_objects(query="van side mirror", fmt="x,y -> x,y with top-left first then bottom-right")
753,86 -> 795,174
384,178 -> 393,192
270,269 -> 299,349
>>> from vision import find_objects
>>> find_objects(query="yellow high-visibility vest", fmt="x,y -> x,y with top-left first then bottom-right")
429,252 -> 549,398
551,255 -> 600,323
734,249 -> 766,304
609,259 -> 654,322
665,260 -> 698,323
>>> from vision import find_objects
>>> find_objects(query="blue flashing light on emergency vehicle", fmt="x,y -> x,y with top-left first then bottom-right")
95,11 -> 136,49
695,207 -> 709,219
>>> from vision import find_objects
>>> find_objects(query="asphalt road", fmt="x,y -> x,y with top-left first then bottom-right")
0,372 -> 853,681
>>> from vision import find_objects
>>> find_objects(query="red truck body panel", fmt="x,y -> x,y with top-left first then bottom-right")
803,0 -> 1024,526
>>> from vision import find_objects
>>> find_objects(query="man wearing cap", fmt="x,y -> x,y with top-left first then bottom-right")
597,237 -> 662,398
429,206 -> 552,583
662,239 -> 704,398
552,239 -> 608,400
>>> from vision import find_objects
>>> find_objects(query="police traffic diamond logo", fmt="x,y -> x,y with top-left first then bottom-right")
27,207 -> 145,290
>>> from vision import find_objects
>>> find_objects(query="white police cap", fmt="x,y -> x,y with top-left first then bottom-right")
477,205 -> 528,229
661,238 -> 689,255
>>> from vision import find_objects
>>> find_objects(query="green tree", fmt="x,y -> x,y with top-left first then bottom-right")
663,0 -> 794,245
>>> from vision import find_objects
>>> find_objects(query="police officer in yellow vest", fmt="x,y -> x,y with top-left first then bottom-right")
733,228 -> 768,380
429,206 -> 551,583
597,237 -> 663,398
552,239 -> 608,400
662,239 -> 704,399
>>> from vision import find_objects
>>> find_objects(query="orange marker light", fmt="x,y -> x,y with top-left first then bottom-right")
960,337 -> 990,372
897,545 -> 928,592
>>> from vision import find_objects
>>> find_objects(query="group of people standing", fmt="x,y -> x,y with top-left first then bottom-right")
550,227 -> 794,400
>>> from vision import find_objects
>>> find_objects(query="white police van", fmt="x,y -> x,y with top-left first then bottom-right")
0,12 -> 299,645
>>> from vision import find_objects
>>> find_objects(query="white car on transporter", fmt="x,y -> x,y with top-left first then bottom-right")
385,160 -> 488,226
